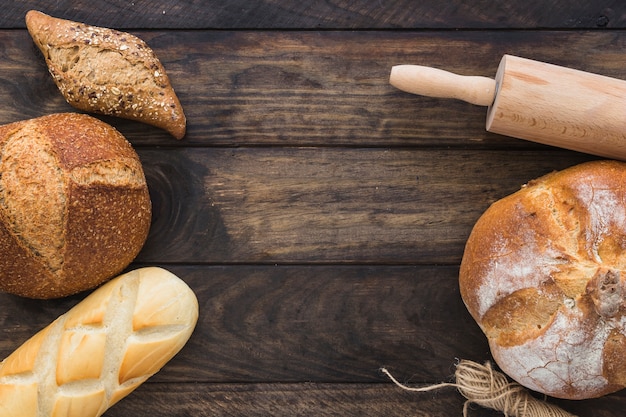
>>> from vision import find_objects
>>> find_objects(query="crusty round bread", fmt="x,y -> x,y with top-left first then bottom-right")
0,113 -> 151,299
459,159 -> 626,400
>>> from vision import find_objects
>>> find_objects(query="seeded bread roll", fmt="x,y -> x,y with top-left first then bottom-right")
459,160 -> 626,400
25,10 -> 186,139
0,113 -> 151,299
0,267 -> 199,417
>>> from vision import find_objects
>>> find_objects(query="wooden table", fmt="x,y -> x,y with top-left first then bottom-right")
1,1 -> 625,416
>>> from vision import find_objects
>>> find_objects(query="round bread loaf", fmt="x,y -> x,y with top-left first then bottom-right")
0,113 -> 151,299
459,160 -> 626,400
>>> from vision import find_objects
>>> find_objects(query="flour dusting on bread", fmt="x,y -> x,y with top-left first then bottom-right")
459,160 -> 626,400
492,305 -> 610,396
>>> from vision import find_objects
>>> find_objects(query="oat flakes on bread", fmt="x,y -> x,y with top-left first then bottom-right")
0,113 -> 151,299
459,160 -> 626,400
25,10 -> 186,139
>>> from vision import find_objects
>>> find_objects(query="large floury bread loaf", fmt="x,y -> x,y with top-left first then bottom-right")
25,10 -> 186,139
0,113 -> 151,299
459,160 -> 626,400
0,267 -> 199,417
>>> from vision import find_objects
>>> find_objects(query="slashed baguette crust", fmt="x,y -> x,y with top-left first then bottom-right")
459,160 -> 626,400
25,10 -> 186,139
0,267 -> 198,417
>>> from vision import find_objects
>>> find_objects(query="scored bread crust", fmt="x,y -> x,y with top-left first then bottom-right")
459,160 -> 626,400
0,267 -> 199,417
25,10 -> 186,139
0,113 -> 151,299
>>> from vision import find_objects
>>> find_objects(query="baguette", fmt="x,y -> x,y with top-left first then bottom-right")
0,267 -> 199,416
25,10 -> 186,139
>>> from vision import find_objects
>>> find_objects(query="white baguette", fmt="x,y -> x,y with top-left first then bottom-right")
0,267 -> 199,416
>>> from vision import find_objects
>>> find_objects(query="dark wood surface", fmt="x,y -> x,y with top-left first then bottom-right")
0,1 -> 625,416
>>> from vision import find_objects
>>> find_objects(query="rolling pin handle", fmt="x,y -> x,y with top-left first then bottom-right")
390,64 -> 496,107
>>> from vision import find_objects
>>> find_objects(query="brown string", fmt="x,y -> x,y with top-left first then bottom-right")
381,360 -> 577,417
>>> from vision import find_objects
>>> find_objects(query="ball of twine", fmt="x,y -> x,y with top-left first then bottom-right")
381,360 -> 577,417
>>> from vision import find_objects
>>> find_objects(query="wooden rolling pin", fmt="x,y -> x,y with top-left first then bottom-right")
390,55 -> 626,160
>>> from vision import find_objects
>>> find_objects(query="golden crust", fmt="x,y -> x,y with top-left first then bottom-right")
25,10 -> 186,139
0,113 -> 151,298
0,267 -> 198,416
459,160 -> 626,399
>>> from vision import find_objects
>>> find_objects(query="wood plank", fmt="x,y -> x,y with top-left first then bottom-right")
103,382 -> 503,417
102,381 -> 626,417
136,147 -> 594,264
0,1 -> 623,30
1,4 -> 626,416
0,265 -> 490,383
0,264 -> 623,415
3,30 -> 626,149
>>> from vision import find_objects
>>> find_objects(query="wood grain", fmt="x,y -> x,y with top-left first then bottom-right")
102,382 -> 503,417
485,55 -> 626,160
0,1 -> 625,416
3,29 -> 626,149
99,381 -> 626,417
136,147 -> 594,264
0,265 -> 488,383
0,1 -> 622,29
103,381 -> 626,417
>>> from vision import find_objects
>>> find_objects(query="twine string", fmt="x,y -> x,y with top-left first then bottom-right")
381,360 -> 577,417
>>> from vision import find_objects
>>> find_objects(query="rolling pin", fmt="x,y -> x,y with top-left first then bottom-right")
389,54 -> 626,160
